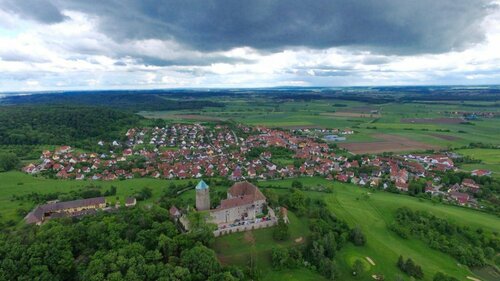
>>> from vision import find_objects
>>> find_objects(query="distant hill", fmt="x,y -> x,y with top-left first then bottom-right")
0,91 -> 224,112
0,106 -> 142,149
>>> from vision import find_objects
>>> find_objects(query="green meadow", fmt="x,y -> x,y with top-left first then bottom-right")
212,211 -> 324,281
456,148 -> 500,177
0,171 -> 193,224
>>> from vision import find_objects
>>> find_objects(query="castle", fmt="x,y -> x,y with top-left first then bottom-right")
195,180 -> 267,225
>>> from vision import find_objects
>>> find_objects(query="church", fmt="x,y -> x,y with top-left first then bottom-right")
195,180 -> 267,225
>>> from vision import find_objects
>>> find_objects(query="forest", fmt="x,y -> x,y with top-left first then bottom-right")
0,205 -> 239,281
0,106 -> 142,150
1,92 -> 224,112
390,207 -> 499,268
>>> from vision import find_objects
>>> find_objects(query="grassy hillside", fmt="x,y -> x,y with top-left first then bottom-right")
327,184 -> 497,281
258,178 -> 499,281
0,171 -> 195,225
456,148 -> 500,177
213,211 -> 325,281
1,172 -> 498,280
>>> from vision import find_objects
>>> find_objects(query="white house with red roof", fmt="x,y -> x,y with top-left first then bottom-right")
471,169 -> 491,177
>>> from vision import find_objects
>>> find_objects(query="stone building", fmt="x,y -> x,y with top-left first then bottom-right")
209,181 -> 267,225
195,180 -> 210,211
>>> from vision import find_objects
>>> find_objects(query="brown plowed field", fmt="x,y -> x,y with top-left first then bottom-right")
339,134 -> 441,154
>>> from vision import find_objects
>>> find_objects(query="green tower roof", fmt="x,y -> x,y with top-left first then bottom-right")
195,180 -> 209,190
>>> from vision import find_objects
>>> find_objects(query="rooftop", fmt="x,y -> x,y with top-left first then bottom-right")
214,181 -> 266,210
196,179 -> 209,190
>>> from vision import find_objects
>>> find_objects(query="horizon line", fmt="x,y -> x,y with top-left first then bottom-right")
2,84 -> 500,95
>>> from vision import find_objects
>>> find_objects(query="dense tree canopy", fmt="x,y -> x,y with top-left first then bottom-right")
0,153 -> 20,172
0,206 -> 238,281
2,92 -> 224,112
0,106 -> 142,150
391,207 -> 499,267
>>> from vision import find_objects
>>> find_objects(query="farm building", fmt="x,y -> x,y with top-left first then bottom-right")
25,197 -> 107,225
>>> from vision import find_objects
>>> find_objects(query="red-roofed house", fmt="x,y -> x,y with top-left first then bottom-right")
471,169 -> 491,177
462,178 -> 480,192
449,192 -> 469,205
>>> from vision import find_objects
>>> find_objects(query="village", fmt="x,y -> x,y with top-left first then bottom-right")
23,123 -> 493,209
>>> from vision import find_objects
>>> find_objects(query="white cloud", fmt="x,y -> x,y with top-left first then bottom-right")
0,5 -> 499,91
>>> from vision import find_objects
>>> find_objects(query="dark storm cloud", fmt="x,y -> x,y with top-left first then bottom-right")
1,0 -> 66,23
287,67 -> 356,77
0,51 -> 49,63
3,0 -> 497,55
362,57 -> 392,65
137,55 -> 254,67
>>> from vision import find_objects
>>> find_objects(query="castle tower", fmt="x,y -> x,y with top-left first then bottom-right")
195,180 -> 210,211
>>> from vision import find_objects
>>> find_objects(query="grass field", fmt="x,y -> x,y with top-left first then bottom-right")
456,148 -> 500,177
256,178 -> 500,281
0,171 -> 196,224
327,183 -> 498,281
212,210 -> 325,280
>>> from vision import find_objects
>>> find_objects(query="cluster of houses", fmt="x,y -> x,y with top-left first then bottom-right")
332,152 -> 489,206
23,124 -> 351,181
290,127 -> 354,136
291,127 -> 353,142
447,111 -> 498,119
22,124 -> 491,208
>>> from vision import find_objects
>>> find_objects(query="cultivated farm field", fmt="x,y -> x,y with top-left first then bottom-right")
140,97 -> 500,153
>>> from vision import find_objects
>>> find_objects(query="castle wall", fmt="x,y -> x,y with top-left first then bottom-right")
213,218 -> 277,237
210,199 -> 267,225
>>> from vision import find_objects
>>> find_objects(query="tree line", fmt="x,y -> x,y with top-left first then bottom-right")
1,92 -> 224,112
390,207 -> 499,267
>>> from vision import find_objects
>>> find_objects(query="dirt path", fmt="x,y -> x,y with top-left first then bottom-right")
466,277 -> 481,281
366,256 -> 376,266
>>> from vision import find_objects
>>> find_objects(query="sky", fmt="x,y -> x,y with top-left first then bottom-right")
0,0 -> 499,92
